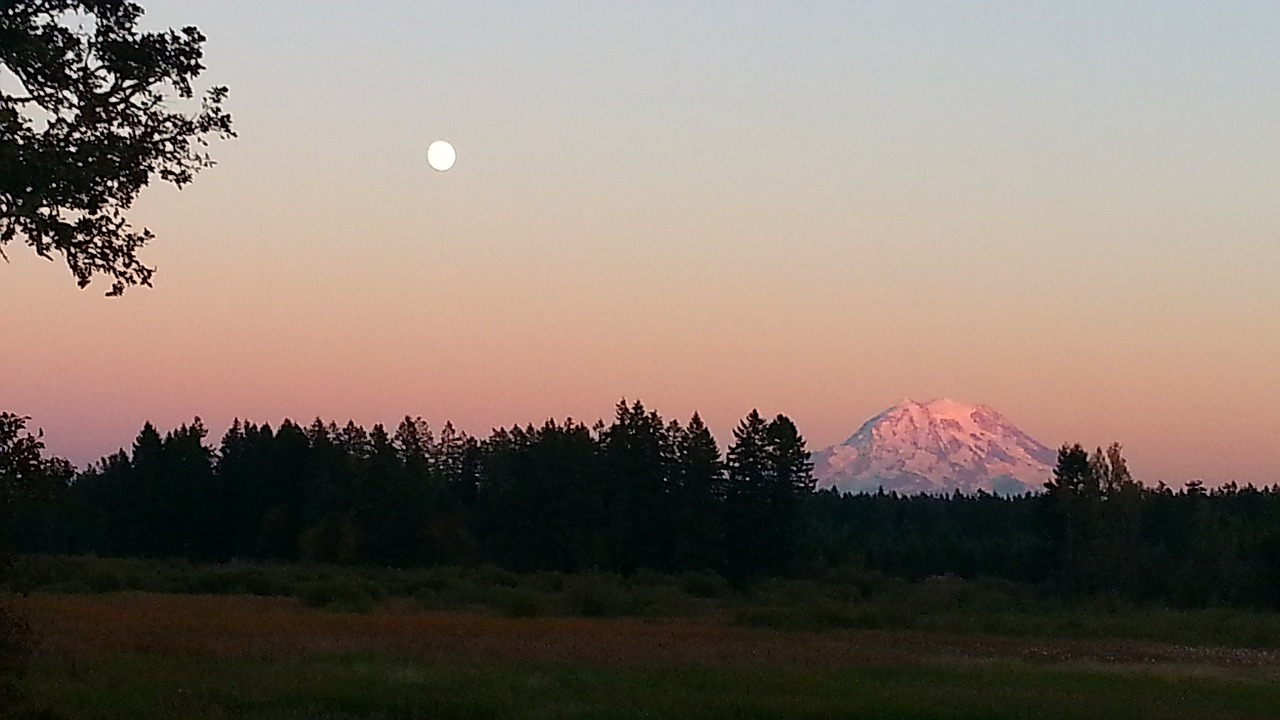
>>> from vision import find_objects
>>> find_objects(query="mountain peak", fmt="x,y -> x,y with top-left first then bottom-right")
817,400 -> 1054,495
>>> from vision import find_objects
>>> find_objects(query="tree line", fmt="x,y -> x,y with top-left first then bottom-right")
3,402 -> 814,583
4,404 -> 1280,606
808,444 -> 1280,608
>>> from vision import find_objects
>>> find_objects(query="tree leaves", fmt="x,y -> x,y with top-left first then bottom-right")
0,0 -> 233,294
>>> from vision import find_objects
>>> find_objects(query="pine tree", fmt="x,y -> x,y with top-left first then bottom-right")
429,421 -> 477,561
723,410 -> 772,580
478,419 -> 605,571
671,412 -> 725,571
123,422 -> 164,556
394,416 -> 435,477
160,418 -> 217,560
764,413 -> 815,571
599,400 -> 678,571
1094,443 -> 1143,595
435,421 -> 472,504
765,414 -> 814,497
1043,443 -> 1113,592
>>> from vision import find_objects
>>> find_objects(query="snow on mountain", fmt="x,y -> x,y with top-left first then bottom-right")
811,399 -> 1056,495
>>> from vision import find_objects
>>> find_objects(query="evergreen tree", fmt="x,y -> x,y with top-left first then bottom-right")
434,421 -> 473,504
723,409 -> 772,580
394,416 -> 435,475
1093,443 -> 1144,596
1042,442 -> 1149,594
123,422 -> 164,556
261,420 -> 311,561
763,413 -> 815,571
599,400 -> 678,571
670,412 -> 725,571
765,414 -> 814,495
158,419 -> 217,560
24,407 -> 1280,611
478,420 -> 606,571
214,419 -> 274,560
1043,443 -> 1096,590
429,420 -> 479,560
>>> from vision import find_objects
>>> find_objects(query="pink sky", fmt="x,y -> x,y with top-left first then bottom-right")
3,2 -> 1279,486
5,236 -> 1278,488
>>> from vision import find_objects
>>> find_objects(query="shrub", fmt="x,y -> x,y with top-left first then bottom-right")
491,587 -> 557,618
192,568 -> 296,597
628,569 -> 673,588
564,574 -> 633,617
299,578 -> 382,613
471,565 -> 520,588
750,577 -> 818,604
677,571 -> 732,599
525,571 -> 567,593
432,578 -> 487,608
632,584 -> 698,618
734,599 -> 914,632
0,602 -> 31,717
85,568 -> 124,593
819,565 -> 888,600
406,568 -> 452,594
412,588 -> 440,610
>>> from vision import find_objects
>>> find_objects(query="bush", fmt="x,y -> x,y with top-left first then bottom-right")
406,568 -> 452,594
632,584 -> 699,618
564,574 -> 633,617
412,588 -> 440,610
819,566 -> 888,600
430,578 -> 487,608
0,602 -> 31,718
734,599 -> 915,632
678,571 -> 733,599
491,587 -> 558,618
85,568 -> 124,593
471,565 -> 520,588
525,571 -> 567,593
298,578 -> 383,613
628,569 -> 673,588
750,577 -> 819,604
192,568 -> 296,597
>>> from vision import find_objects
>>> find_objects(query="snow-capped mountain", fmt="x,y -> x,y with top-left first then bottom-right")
811,399 -> 1056,495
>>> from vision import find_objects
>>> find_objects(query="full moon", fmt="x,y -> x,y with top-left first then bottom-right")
427,140 -> 456,172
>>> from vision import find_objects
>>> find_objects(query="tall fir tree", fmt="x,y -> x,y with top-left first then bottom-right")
763,413 -> 815,572
723,410 -> 772,580
599,400 -> 678,571
671,412 -> 725,571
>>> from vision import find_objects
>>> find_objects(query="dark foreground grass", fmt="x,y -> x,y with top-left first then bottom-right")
14,592 -> 1280,720
31,651 -> 1280,720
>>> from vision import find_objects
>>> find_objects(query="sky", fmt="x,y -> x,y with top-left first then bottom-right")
3,1 -> 1279,486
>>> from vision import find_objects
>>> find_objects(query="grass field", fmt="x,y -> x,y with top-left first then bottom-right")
12,592 -> 1280,720
11,554 -> 1280,650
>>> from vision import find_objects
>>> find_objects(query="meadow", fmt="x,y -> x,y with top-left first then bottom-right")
5,556 -> 1280,719
9,554 -> 1280,649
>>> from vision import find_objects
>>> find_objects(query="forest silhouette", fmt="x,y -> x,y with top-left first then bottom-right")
6,400 -> 1280,609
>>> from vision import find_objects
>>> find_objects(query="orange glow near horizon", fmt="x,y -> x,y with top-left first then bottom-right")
3,2 -> 1279,487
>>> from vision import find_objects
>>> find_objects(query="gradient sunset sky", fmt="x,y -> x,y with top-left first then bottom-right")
3,1 -> 1278,486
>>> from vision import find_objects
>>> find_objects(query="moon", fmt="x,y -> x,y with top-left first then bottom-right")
427,140 -> 456,172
